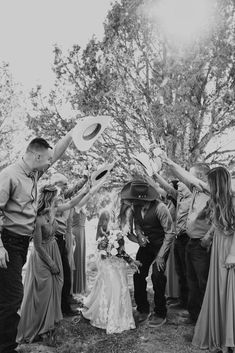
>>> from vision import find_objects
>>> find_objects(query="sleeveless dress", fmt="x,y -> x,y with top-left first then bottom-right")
192,223 -> 235,351
72,208 -> 87,294
17,218 -> 63,343
82,254 -> 135,334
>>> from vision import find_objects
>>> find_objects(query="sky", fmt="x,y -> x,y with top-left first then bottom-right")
0,0 -> 114,90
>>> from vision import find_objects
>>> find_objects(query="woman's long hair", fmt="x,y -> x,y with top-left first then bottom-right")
96,210 -> 110,240
37,184 -> 58,216
208,166 -> 235,233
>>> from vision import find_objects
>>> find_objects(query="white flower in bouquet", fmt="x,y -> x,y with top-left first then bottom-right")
110,248 -> 118,256
99,250 -> 107,257
113,240 -> 119,249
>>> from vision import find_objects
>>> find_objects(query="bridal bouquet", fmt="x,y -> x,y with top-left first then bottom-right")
97,230 -> 125,258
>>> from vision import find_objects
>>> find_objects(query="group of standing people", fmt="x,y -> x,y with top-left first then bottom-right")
0,129 -> 235,353
0,133 -> 106,353
82,152 -> 235,353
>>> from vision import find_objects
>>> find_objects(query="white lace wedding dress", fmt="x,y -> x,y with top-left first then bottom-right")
82,254 -> 135,334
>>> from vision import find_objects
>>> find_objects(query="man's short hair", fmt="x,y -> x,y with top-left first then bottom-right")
26,138 -> 52,152
192,162 -> 210,176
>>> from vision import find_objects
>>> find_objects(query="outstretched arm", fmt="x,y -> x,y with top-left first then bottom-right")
51,130 -> 73,166
152,172 -> 177,200
64,175 -> 88,199
144,175 -> 167,198
56,183 -> 90,213
160,153 -> 208,192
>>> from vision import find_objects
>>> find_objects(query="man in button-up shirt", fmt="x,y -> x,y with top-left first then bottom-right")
152,172 -> 192,309
160,154 -> 211,324
0,133 -> 73,353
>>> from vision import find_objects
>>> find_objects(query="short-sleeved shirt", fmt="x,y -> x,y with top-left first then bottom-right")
0,158 -> 40,236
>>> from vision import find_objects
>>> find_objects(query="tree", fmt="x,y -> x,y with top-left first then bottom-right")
0,62 -> 25,170
27,0 -> 235,174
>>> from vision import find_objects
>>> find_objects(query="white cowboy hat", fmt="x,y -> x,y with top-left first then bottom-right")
91,162 -> 115,186
72,115 -> 112,151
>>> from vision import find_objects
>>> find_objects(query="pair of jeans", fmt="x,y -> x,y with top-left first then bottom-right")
134,243 -> 168,318
174,233 -> 189,308
0,229 -> 30,353
55,233 -> 72,313
185,238 -> 210,322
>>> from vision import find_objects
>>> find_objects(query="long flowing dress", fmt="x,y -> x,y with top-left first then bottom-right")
17,219 -> 63,343
72,208 -> 87,294
165,199 -> 179,299
82,254 -> 135,334
192,226 -> 235,351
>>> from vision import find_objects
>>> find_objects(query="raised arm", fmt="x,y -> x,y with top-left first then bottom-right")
160,153 -> 208,192
51,130 -> 73,166
56,184 -> 90,213
144,175 -> 167,198
33,217 -> 59,274
152,172 -> 177,200
64,175 -> 88,200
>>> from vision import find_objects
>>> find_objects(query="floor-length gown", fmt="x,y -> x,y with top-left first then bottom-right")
17,220 -> 63,343
82,255 -> 135,334
192,227 -> 235,352
72,208 -> 87,294
165,200 -> 179,299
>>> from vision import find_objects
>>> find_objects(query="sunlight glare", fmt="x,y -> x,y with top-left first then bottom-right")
155,0 -> 212,43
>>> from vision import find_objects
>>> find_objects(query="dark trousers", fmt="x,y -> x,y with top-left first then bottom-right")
185,238 -> 210,322
134,243 -> 168,318
55,233 -> 72,313
174,233 -> 189,308
0,230 -> 30,353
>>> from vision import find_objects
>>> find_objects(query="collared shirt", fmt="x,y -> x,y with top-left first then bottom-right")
155,202 -> 175,258
175,182 -> 192,234
186,188 -> 211,239
0,158 -> 40,236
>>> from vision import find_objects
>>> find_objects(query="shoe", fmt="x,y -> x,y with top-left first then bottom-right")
136,312 -> 150,323
178,317 -> 195,325
178,311 -> 190,318
168,301 -> 185,309
148,314 -> 166,328
183,333 -> 193,342
63,308 -> 79,317
166,297 -> 178,305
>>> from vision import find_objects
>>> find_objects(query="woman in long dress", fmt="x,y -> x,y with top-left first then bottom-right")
73,207 -> 87,294
192,166 -> 235,353
17,183 -> 90,343
82,203 -> 140,334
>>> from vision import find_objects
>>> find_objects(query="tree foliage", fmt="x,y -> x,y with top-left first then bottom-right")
0,63 -> 24,170
27,0 -> 235,176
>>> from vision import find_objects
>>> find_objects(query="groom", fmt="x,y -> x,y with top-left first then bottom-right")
121,180 -> 175,327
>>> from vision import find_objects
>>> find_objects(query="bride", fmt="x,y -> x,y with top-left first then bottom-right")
82,193 -> 141,334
